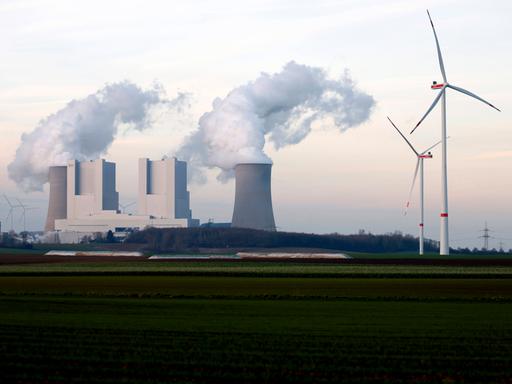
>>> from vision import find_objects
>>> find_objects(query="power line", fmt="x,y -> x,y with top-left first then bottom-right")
451,238 -> 480,242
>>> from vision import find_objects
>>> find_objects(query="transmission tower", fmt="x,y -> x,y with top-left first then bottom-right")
479,222 -> 492,251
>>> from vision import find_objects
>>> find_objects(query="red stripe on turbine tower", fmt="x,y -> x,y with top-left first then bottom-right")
440,213 -> 448,217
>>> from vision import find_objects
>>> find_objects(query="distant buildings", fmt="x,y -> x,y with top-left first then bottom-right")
46,158 -> 199,243
44,157 -> 278,243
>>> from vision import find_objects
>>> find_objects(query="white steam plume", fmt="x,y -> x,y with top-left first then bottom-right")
178,61 -> 375,182
8,81 -> 189,192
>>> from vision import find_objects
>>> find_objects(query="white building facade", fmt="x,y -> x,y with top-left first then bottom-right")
52,158 -> 198,241
138,157 -> 192,220
66,159 -> 119,220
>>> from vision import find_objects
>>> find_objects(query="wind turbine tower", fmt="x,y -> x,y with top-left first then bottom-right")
411,10 -> 501,255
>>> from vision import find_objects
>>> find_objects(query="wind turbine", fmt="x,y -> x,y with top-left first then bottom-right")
410,10 -> 501,255
3,195 -> 22,232
16,198 -> 39,233
119,201 -> 135,214
388,117 -> 441,255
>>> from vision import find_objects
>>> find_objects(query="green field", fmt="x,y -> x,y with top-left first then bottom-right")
2,260 -> 512,277
1,261 -> 511,383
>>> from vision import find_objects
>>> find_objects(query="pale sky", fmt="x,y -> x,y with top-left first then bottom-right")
0,0 -> 510,249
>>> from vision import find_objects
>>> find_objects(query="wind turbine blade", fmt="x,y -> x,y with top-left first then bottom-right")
387,117 -> 419,155
3,194 -> 13,207
410,88 -> 445,134
427,10 -> 447,82
421,139 -> 443,155
447,84 -> 501,112
404,159 -> 420,216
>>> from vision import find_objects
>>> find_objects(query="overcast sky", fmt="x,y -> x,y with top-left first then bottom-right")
0,0 -> 510,249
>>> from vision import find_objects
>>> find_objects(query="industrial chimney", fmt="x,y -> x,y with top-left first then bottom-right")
231,163 -> 276,231
44,166 -> 67,231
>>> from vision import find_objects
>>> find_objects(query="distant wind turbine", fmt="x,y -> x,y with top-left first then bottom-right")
3,195 -> 22,231
388,117 -> 441,255
119,201 -> 135,214
410,10 -> 501,255
16,198 -> 39,233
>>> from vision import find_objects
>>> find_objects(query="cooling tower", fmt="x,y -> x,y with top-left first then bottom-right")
44,166 -> 67,232
231,163 -> 276,231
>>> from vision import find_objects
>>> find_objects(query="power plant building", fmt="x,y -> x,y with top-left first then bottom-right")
66,159 -> 119,220
45,158 -> 278,242
138,158 -> 192,219
48,158 -> 198,241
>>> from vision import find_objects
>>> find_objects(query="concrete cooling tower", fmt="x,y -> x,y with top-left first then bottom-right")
231,163 -> 276,231
44,166 -> 67,231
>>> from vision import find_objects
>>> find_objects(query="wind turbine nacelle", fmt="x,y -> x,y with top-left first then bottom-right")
431,81 -> 445,90
419,154 -> 433,159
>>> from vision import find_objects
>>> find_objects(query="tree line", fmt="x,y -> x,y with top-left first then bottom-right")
125,227 -> 439,253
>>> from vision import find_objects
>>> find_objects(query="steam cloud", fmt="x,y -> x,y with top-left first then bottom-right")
8,81 -> 188,192
9,63 -> 374,190
178,61 -> 375,182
